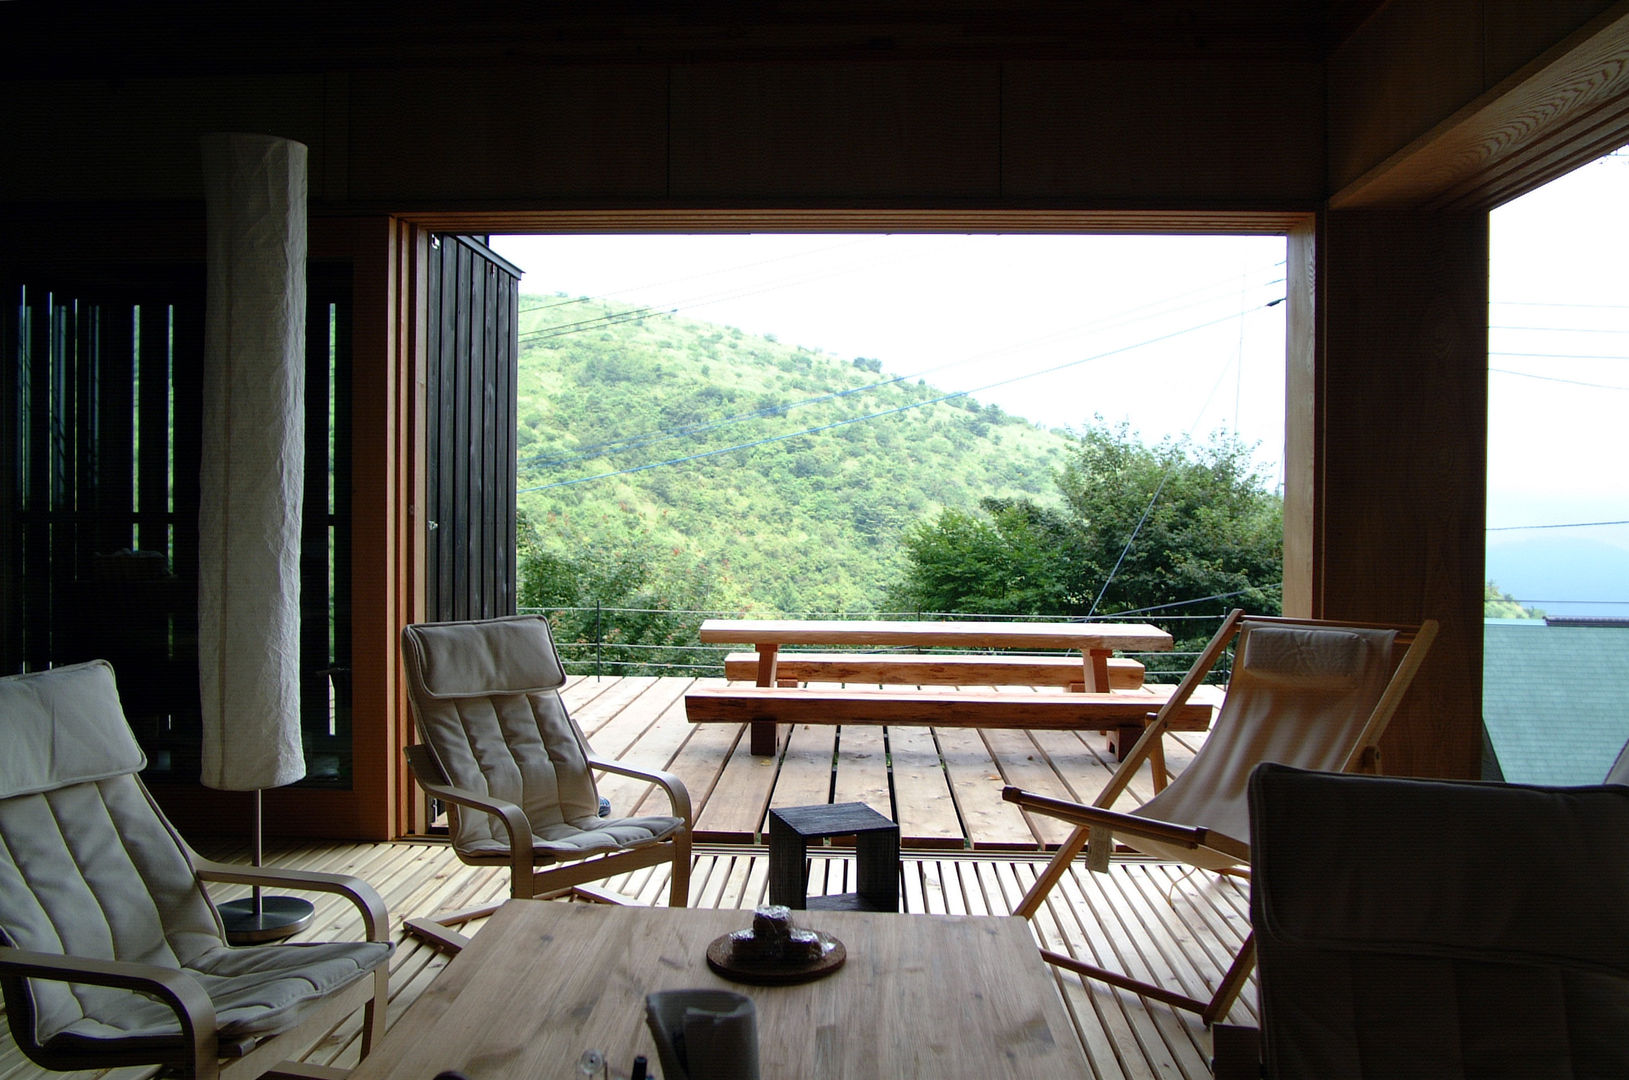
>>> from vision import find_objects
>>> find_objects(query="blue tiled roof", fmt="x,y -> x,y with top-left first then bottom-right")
1483,622 -> 1629,785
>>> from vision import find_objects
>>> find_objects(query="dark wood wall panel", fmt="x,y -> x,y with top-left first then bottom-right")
1002,59 -> 1326,205
1317,207 -> 1489,780
424,236 -> 520,622
1328,0 -> 1620,201
346,67 -> 670,201
669,64 -> 1002,199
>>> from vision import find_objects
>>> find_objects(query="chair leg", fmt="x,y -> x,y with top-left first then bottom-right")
669,833 -> 692,908
1014,824 -> 1090,919
404,899 -> 507,955
1202,930 -> 1258,1026
1034,923 -> 1257,1027
359,967 -> 389,1056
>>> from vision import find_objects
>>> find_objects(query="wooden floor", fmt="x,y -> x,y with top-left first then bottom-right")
2,675 -> 1253,1080
0,843 -> 1254,1080
561,673 -> 1224,850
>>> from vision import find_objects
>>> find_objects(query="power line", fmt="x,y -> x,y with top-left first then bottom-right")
518,300 -> 1280,493
1490,325 -> 1629,333
1490,352 -> 1629,364
1488,368 -> 1629,391
1487,520 -> 1629,531
517,269 -> 1284,474
1490,300 -> 1629,310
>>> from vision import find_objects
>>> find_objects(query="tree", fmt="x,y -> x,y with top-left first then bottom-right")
889,500 -> 1076,616
1056,422 -> 1282,623
515,511 -> 719,676
1484,580 -> 1543,619
886,422 -> 1283,667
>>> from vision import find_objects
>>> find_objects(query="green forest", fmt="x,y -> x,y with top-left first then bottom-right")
511,292 -> 1537,675
512,293 -> 1299,673
514,293 -> 1075,615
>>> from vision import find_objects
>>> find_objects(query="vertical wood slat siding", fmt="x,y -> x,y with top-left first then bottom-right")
2,272 -> 348,787
47,301 -> 74,640
24,290 -> 52,668
303,287 -> 334,741
497,264 -> 516,611
95,305 -> 136,558
136,302 -> 171,556
331,291 -> 354,705
0,285 -> 20,674
423,235 -> 519,623
170,294 -> 204,601
457,241 -> 477,617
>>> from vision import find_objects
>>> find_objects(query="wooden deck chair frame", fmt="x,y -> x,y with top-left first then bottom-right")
1002,609 -> 1438,1025
400,616 -> 693,954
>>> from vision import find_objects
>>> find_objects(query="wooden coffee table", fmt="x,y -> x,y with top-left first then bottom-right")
351,900 -> 1090,1079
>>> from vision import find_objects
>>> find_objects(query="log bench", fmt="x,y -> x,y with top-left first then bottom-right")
685,685 -> 1212,757
721,651 -> 1147,691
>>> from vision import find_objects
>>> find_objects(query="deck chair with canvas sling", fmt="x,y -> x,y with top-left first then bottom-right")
1002,609 -> 1438,1025
400,615 -> 694,953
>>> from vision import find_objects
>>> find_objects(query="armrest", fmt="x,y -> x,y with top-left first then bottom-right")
587,755 -> 695,825
192,860 -> 390,943
0,945 -> 219,1066
1001,786 -> 1211,850
404,744 -> 534,885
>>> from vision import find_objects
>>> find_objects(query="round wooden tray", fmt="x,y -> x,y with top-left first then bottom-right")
705,931 -> 847,985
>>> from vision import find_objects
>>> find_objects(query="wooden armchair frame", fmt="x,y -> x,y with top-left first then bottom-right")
1,791 -> 390,1080
403,743 -> 693,953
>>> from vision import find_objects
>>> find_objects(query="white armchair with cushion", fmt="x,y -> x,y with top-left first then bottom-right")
400,615 -> 693,953
0,661 -> 393,1080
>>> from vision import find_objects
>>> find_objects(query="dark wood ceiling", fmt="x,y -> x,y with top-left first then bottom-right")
5,1 -> 1392,78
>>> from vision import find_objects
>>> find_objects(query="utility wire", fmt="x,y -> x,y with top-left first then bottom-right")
518,300 -> 1281,493
1489,368 -> 1629,391
518,269 -> 1284,473
1487,519 -> 1629,531
1491,300 -> 1629,309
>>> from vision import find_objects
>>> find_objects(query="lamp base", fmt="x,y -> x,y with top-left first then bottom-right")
219,895 -> 315,945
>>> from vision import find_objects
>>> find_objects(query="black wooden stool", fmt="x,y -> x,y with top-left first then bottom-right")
767,802 -> 900,912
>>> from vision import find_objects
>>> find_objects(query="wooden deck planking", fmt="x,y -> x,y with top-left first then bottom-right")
760,722 -> 838,819
554,674 -> 1213,849
2,838 -> 1253,1080
693,724 -> 780,840
887,724 -> 964,845
829,723 -> 892,810
4,675 -> 1249,1078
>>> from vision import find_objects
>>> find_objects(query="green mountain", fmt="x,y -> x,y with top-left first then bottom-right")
515,293 -> 1076,614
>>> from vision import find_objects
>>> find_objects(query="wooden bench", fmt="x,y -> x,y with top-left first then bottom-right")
685,685 -> 1212,757
721,651 -> 1147,690
700,618 -> 1173,696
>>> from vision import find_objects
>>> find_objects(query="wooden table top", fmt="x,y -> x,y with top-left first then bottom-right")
350,901 -> 1091,1080
699,617 -> 1173,652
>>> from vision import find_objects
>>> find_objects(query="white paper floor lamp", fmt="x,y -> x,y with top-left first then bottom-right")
198,132 -> 312,944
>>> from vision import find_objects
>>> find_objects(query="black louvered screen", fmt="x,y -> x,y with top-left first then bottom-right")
1,266 -> 354,786
424,235 -> 520,621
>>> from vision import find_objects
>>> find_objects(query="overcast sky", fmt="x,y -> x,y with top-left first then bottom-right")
491,231 -> 1288,476
491,151 -> 1628,610
1487,151 -> 1629,542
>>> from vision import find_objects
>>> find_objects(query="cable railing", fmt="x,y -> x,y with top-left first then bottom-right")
518,604 -> 1239,681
